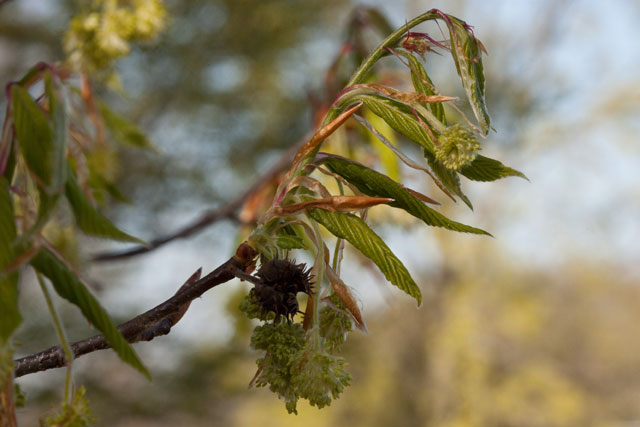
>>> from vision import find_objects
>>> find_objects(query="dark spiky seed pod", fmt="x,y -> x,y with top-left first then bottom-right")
253,259 -> 313,321
257,259 -> 313,295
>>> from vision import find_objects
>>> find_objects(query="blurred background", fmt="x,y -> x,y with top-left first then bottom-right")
2,0 -> 640,425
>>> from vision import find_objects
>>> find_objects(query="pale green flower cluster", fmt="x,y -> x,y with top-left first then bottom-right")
435,123 -> 481,170
64,0 -> 166,73
245,294 -> 353,414
41,387 -> 95,427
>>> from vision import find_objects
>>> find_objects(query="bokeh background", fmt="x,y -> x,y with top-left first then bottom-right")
2,0 -> 640,425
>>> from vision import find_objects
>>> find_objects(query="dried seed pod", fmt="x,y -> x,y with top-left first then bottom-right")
253,259 -> 313,321
256,259 -> 313,296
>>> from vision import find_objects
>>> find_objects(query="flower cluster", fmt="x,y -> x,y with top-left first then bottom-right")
249,322 -> 306,413
41,387 -> 95,427
240,264 -> 354,414
250,321 -> 351,414
64,0 -> 167,73
319,294 -> 354,352
435,123 -> 481,170
291,350 -> 351,411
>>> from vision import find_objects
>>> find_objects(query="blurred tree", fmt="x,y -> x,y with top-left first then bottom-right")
4,0 -> 638,425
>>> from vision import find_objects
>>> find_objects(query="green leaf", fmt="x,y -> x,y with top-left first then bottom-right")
363,110 -> 400,182
459,154 -> 527,182
359,94 -> 436,153
1,120 -> 16,181
275,234 -> 307,250
308,208 -> 422,305
44,71 -> 68,192
320,155 -> 489,235
30,72 -> 69,229
88,169 -> 131,204
65,165 -> 145,244
400,51 -> 446,124
31,248 -> 150,379
442,14 -> 490,135
424,150 -> 473,209
0,178 -> 21,343
11,85 -> 57,192
98,100 -> 153,149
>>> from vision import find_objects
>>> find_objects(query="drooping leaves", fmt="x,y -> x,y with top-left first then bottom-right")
319,154 -> 489,235
353,114 -> 456,203
44,71 -> 68,193
325,266 -> 367,332
98,100 -> 153,149
65,165 -> 145,244
308,208 -> 421,305
31,248 -> 150,379
0,178 -> 21,343
363,109 -> 400,182
439,13 -> 490,135
359,95 -> 436,152
401,51 -> 446,124
424,150 -> 473,209
11,73 -> 69,231
459,154 -> 527,182
11,82 -> 64,195
275,234 -> 307,250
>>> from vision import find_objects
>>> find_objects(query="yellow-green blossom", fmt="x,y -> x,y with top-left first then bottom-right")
435,124 -> 481,170
64,0 -> 167,74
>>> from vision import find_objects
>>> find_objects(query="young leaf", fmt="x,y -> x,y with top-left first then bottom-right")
10,85 -> 57,192
30,72 -> 69,228
363,109 -> 400,182
459,154 -> 527,182
65,165 -> 145,244
401,52 -> 446,124
30,248 -> 150,379
98,100 -> 153,149
325,266 -> 367,332
308,208 -> 422,305
288,102 -> 362,173
359,94 -> 436,152
272,196 -> 392,217
440,13 -> 490,135
275,235 -> 307,250
424,150 -> 473,209
0,125 -> 15,180
0,178 -> 21,342
319,155 -> 489,235
44,71 -> 68,193
353,114 -> 456,203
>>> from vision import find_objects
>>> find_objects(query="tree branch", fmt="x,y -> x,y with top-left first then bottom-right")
14,242 -> 258,378
90,134 -> 309,262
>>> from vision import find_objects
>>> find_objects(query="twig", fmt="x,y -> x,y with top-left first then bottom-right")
14,243 -> 258,378
90,134 -> 310,262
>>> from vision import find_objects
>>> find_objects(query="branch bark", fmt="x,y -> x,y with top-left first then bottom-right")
14,242 -> 258,378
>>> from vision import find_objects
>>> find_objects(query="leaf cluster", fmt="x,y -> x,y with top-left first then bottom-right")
238,7 -> 526,415
1,64 -> 154,380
